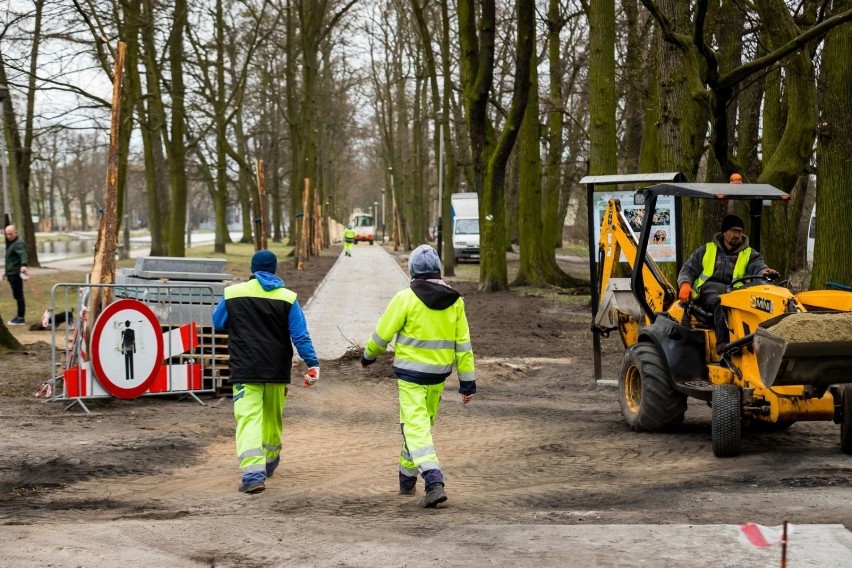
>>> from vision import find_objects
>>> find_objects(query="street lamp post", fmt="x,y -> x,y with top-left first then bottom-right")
0,83 -> 10,228
388,167 -> 394,245
381,188 -> 386,243
436,113 -> 444,260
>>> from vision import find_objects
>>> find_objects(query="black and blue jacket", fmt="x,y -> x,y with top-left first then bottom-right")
212,271 -> 318,384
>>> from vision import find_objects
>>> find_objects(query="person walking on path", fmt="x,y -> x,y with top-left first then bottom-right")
361,244 -> 476,508
343,224 -> 356,257
4,225 -> 29,325
212,250 -> 320,494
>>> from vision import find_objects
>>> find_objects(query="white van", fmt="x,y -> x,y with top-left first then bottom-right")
806,205 -> 816,268
451,193 -> 480,262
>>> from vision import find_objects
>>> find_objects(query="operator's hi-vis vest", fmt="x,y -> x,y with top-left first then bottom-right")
344,228 -> 356,243
692,241 -> 751,298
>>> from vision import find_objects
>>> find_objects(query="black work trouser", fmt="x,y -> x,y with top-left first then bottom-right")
6,274 -> 25,318
697,293 -> 729,347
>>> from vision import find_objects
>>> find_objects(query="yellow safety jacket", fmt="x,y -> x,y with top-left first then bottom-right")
692,242 -> 751,298
365,281 -> 475,394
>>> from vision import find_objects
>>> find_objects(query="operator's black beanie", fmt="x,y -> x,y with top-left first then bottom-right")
720,214 -> 745,233
251,249 -> 278,274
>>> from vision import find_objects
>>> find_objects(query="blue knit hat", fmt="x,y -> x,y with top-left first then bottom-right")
408,244 -> 442,277
251,250 -> 278,274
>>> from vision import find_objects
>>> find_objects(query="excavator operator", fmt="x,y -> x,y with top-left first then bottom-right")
676,214 -> 779,353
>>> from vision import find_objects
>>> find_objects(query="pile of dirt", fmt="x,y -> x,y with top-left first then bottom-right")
764,312 -> 852,342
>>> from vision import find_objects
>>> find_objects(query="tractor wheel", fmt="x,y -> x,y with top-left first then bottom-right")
712,385 -> 742,457
619,343 -> 687,432
841,384 -> 852,455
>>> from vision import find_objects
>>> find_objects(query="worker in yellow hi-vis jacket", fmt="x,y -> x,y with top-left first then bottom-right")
361,244 -> 475,508
343,225 -> 356,256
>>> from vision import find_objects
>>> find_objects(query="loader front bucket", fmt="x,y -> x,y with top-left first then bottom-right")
754,313 -> 852,388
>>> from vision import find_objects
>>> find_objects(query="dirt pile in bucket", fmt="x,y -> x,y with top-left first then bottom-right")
764,312 -> 852,342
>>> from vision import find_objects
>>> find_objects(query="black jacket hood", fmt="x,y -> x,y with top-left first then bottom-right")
410,279 -> 460,310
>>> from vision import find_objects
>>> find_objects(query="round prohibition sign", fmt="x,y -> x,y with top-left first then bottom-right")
90,299 -> 164,399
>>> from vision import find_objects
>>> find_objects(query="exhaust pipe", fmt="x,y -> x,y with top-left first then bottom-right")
754,313 -> 852,388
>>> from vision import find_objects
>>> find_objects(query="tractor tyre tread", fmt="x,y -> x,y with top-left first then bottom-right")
619,343 -> 687,433
712,384 -> 742,457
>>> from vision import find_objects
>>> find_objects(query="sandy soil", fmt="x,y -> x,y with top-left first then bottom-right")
1,249 -> 850,567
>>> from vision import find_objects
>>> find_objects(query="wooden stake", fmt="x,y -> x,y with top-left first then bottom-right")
780,521 -> 788,568
312,187 -> 322,254
297,178 -> 310,270
254,159 -> 267,250
89,41 -> 126,325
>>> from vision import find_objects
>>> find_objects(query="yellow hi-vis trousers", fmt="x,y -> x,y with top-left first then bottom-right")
233,382 -> 287,481
398,380 -> 444,481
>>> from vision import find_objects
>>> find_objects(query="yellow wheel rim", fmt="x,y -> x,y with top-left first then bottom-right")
624,364 -> 642,413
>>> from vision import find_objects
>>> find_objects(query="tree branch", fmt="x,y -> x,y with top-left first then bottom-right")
719,7 -> 852,90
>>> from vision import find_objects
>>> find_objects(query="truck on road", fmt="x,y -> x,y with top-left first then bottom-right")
451,193 -> 479,263
352,212 -> 375,245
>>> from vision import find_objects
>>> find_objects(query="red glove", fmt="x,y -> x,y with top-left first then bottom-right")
678,282 -> 692,303
303,367 -> 319,388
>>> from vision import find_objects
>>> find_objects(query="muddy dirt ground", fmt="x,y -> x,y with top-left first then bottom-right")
1,248 -> 850,567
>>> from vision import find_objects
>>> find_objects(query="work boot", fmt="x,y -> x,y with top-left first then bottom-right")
266,456 -> 280,478
420,483 -> 447,508
399,472 -> 417,495
238,480 -> 266,494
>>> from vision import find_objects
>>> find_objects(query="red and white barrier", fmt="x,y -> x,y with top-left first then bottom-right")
63,319 -> 203,399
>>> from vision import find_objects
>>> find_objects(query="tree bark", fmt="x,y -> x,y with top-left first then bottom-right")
754,0 -> 818,274
166,0 -> 189,256
588,0 -> 617,175
460,0 -> 534,291
513,49 -> 582,288
811,0 -> 852,289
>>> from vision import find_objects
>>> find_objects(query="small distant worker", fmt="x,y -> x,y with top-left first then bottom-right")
361,244 -> 476,508
343,224 -> 356,257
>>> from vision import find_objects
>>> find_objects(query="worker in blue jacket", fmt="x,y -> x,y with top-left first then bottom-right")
362,244 -> 475,508
213,250 -> 319,494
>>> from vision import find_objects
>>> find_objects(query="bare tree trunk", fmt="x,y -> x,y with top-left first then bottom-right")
459,0 -> 535,291
587,0 -> 617,175
754,0 -> 817,275
167,0 -> 189,256
514,50 -> 583,288
811,0 -> 852,290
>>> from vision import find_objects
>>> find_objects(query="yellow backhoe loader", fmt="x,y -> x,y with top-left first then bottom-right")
582,174 -> 852,457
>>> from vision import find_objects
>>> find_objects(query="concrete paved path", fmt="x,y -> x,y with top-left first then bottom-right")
303,245 -> 409,360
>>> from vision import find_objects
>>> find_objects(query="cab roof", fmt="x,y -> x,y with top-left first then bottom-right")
578,173 -> 789,201
639,182 -> 789,201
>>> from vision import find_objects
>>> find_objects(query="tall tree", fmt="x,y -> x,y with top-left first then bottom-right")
513,49 -> 580,288
166,0 -> 189,256
811,0 -> 852,289
586,0 -> 617,175
459,0 -> 534,291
